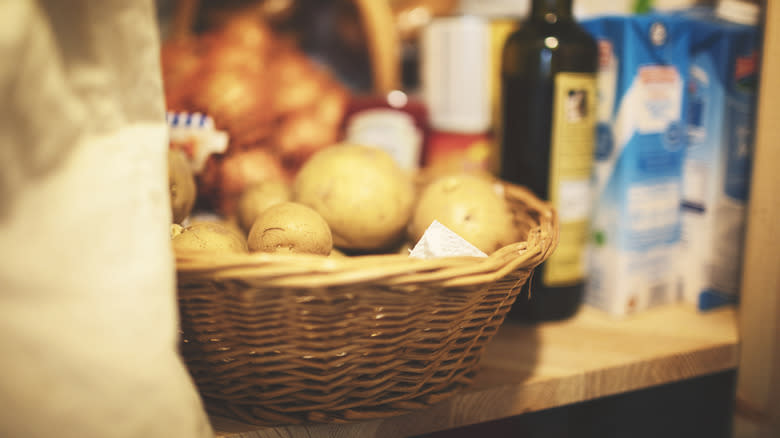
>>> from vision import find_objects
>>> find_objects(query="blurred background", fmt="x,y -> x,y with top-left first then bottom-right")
153,1 -> 774,436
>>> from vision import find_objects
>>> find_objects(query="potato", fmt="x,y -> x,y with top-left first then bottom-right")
293,144 -> 414,251
168,148 -> 196,224
187,214 -> 245,240
173,222 -> 248,253
248,202 -> 332,255
237,180 -> 291,234
409,174 -> 519,254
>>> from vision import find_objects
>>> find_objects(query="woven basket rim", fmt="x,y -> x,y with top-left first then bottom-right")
176,181 -> 558,289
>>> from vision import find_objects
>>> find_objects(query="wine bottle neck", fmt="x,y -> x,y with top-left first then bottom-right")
531,0 -> 574,21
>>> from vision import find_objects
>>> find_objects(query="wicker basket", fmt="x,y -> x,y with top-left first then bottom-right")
175,181 -> 558,426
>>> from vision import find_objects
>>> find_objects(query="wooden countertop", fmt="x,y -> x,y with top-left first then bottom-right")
213,304 -> 739,438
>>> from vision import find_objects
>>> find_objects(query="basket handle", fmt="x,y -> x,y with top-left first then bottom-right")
350,0 -> 400,94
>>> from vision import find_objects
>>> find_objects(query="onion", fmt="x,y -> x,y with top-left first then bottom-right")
161,39 -> 203,110
161,39 -> 202,84
313,84 -> 349,127
161,14 -> 353,214
199,149 -> 287,216
200,42 -> 267,75
212,15 -> 277,52
190,68 -> 276,148
274,113 -> 339,166
270,51 -> 325,115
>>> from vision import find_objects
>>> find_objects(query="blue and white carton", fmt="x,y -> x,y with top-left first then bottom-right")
680,6 -> 760,310
583,14 -> 690,316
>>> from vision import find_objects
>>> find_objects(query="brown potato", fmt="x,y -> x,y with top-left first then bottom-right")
173,222 -> 248,253
409,174 -> 519,254
237,180 -> 291,234
247,202 -> 333,255
168,148 -> 196,224
293,144 -> 415,251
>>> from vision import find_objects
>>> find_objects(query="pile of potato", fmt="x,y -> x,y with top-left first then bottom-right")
169,143 -> 521,258
162,16 -> 349,217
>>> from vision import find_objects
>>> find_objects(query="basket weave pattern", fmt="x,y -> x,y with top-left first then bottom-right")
176,183 -> 558,426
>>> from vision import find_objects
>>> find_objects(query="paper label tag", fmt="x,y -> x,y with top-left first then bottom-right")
167,111 -> 228,173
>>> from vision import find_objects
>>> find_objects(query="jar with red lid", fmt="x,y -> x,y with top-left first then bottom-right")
342,90 -> 430,171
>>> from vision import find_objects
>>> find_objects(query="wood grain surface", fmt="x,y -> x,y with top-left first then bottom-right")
213,304 -> 738,438
734,1 -> 780,436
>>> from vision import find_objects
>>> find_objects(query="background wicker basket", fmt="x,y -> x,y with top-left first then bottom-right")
175,181 -> 558,426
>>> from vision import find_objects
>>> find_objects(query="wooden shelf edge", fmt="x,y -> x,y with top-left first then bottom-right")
214,304 -> 739,438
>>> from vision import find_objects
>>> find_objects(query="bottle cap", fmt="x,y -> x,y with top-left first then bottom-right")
573,0 -> 633,19
457,0 -> 529,18
644,0 -> 703,11
421,15 -> 491,134
716,0 -> 761,25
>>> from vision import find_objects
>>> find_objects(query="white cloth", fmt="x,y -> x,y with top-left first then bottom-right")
0,1 -> 213,437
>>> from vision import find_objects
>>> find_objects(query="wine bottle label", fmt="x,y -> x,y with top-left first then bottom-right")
543,72 -> 597,287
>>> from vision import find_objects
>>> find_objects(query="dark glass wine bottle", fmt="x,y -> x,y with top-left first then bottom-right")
500,0 -> 598,321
